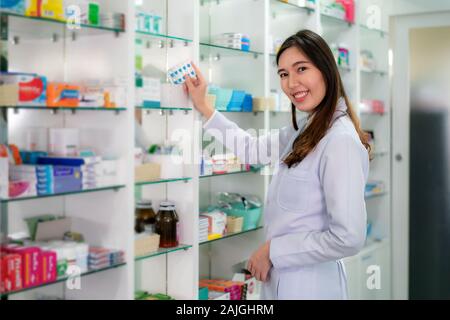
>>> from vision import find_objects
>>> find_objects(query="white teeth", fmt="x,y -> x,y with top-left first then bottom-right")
293,91 -> 308,98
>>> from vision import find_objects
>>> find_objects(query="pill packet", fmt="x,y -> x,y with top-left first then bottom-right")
167,61 -> 197,85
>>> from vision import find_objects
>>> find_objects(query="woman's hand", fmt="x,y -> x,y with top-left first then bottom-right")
247,241 -> 273,282
183,62 -> 215,120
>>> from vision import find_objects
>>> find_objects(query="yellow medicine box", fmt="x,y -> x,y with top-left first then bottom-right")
40,0 -> 66,21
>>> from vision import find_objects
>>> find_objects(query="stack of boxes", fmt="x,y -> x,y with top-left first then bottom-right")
320,0 -> 355,23
199,279 -> 247,300
0,0 -> 125,29
0,244 -> 58,294
4,153 -> 118,199
88,247 -> 125,270
9,164 -> 81,196
0,73 -> 126,109
213,33 -> 251,52
200,153 -> 251,177
135,11 -> 163,34
199,216 -> 209,243
365,181 -> 385,198
0,241 -> 123,294
208,86 -> 253,112
37,156 -> 118,190
200,210 -> 227,241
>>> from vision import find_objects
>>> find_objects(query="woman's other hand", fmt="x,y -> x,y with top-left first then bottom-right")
247,241 -> 273,282
183,62 -> 215,120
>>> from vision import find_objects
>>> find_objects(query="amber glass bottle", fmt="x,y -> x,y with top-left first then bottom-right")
155,201 -> 179,248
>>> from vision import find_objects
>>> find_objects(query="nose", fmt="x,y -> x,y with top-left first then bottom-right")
288,73 -> 299,89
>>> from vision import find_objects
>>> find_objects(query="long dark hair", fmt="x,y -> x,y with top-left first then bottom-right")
276,30 -> 371,168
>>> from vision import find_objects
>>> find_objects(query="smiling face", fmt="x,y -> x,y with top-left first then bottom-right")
277,46 -> 326,113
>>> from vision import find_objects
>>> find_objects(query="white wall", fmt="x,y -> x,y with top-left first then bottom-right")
390,10 -> 450,300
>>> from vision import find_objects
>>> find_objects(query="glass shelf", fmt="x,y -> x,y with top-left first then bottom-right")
271,0 -> 315,15
200,166 -> 264,178
135,177 -> 192,186
221,110 -> 263,114
365,191 -> 387,199
321,13 -> 353,27
200,226 -> 263,245
136,30 -> 192,43
1,12 -> 125,41
1,106 -> 126,113
0,262 -> 126,297
360,24 -> 389,37
135,244 -> 192,262
373,151 -> 389,157
200,42 -> 263,58
361,69 -> 388,76
360,111 -> 388,116
136,106 -> 192,112
1,185 -> 126,203
338,65 -> 353,73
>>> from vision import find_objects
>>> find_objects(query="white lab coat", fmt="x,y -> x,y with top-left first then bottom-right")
203,98 -> 369,300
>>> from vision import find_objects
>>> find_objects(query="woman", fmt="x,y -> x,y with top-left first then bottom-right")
185,30 -> 370,300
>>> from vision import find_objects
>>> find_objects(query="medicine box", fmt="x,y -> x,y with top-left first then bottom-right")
0,253 -> 22,293
134,233 -> 160,257
40,0 -> 66,21
9,180 -> 37,198
135,162 -> 161,183
0,73 -> 47,106
201,211 -> 227,236
0,83 -> 18,106
47,83 -> 80,108
25,0 -> 40,16
0,0 -> 25,14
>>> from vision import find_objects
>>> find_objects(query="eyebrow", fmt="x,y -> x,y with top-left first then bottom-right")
277,60 -> 310,73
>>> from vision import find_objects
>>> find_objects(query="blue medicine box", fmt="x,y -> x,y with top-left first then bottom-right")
209,87 -> 233,111
227,90 -> 246,112
242,94 -> 253,112
0,0 -> 25,14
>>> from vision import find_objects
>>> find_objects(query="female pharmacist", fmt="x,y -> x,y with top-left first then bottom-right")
184,30 -> 370,300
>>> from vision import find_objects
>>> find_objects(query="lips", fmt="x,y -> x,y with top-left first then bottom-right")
291,90 -> 309,103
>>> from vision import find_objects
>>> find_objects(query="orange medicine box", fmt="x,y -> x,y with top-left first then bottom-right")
47,83 -> 80,107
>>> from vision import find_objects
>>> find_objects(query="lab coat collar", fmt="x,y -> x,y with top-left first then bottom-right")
336,96 -> 348,112
299,97 -> 348,131
332,97 -> 348,122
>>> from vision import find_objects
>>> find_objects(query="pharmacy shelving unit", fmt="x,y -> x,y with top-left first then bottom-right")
132,0 -> 198,300
0,1 -> 135,300
197,0 -> 267,285
1,0 -> 392,300
350,0 -> 391,300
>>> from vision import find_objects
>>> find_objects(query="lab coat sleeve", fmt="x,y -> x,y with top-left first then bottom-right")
270,133 -> 368,269
203,110 -> 297,165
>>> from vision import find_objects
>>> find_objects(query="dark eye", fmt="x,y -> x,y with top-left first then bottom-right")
298,66 -> 307,72
279,72 -> 288,78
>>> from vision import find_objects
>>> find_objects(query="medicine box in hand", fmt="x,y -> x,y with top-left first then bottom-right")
167,62 -> 196,85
